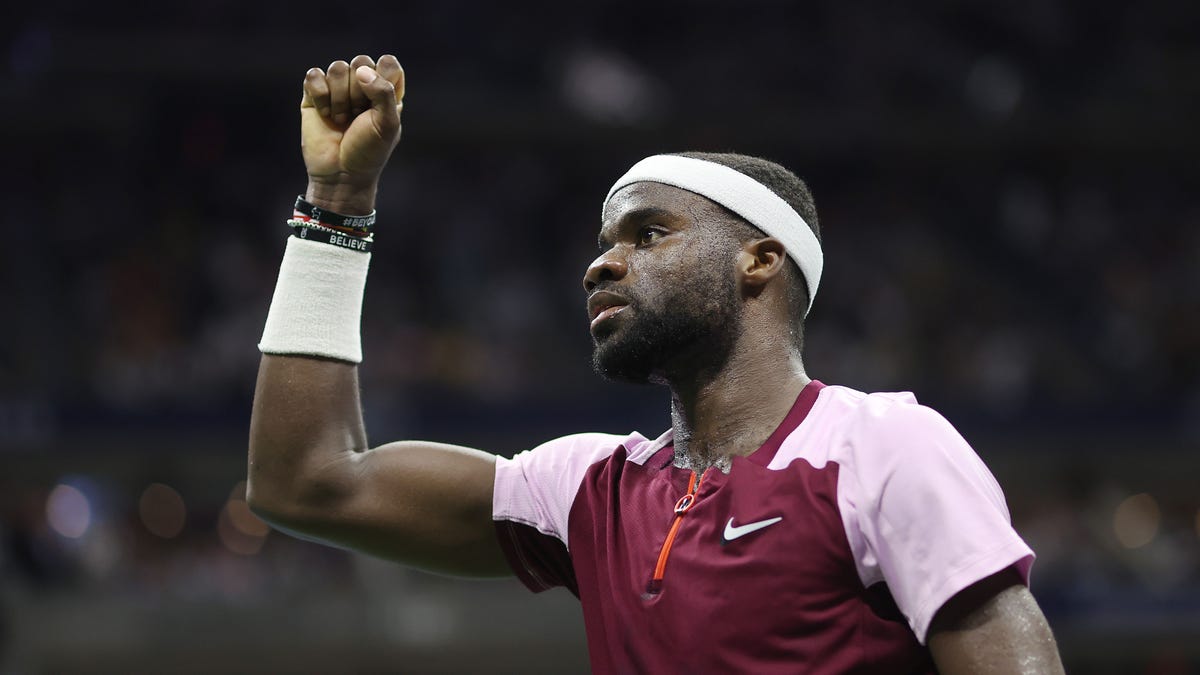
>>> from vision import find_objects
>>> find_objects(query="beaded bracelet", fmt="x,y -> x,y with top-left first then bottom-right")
294,196 -> 376,233
289,214 -> 374,238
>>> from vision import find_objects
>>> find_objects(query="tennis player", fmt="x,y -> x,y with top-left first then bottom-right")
248,54 -> 1065,673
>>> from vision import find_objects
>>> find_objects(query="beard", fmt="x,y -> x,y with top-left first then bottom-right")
591,267 -> 742,384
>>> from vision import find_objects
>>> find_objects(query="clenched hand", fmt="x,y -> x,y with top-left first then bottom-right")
300,54 -> 405,214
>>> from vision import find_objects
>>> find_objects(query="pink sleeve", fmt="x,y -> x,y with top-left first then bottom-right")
493,432 -> 626,546
492,432 -> 628,592
842,398 -> 1034,643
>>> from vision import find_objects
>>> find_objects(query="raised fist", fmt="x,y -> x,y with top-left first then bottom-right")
300,54 -> 405,213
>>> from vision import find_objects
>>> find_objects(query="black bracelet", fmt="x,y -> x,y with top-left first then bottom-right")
294,196 -> 376,232
291,223 -> 373,253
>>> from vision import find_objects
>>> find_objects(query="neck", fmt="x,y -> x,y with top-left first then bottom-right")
665,334 -> 810,474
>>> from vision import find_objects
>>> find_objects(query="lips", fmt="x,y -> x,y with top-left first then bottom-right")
591,304 -> 627,329
587,291 -> 630,331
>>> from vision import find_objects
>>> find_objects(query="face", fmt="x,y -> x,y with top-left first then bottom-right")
584,182 -> 744,383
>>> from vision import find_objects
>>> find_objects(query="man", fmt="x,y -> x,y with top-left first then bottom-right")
248,54 -> 1065,673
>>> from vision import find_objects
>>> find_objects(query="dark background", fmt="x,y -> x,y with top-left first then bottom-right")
1,0 -> 1197,672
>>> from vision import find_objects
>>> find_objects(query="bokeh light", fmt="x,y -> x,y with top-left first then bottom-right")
229,480 -> 248,501
217,484 -> 269,555
226,498 -> 270,538
139,483 -> 187,539
0,5 -> 1195,673
1113,493 -> 1161,549
46,484 -> 91,538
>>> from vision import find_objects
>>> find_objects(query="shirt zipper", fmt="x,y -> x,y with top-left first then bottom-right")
645,469 -> 706,596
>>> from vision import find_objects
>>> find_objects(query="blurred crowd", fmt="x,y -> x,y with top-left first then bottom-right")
1,0 -> 1196,446
1,0 -> 1197,671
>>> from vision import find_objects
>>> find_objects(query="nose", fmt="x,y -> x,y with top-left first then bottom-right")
582,252 -> 629,293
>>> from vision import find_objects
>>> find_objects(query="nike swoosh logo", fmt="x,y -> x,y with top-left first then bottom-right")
722,516 -> 783,543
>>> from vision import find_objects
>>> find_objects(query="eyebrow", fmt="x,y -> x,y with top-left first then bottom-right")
597,206 -> 674,248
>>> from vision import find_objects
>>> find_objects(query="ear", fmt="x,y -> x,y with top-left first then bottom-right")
735,237 -> 788,293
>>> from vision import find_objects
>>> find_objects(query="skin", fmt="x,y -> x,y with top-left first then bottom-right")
247,54 -> 1065,672
929,569 -> 1065,673
248,55 -> 507,576
587,183 -> 810,471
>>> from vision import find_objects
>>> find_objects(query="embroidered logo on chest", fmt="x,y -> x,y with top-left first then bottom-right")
720,516 -> 783,545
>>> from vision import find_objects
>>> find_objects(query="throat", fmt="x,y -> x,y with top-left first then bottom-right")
664,358 -> 811,476
667,412 -> 775,475
672,446 -> 732,474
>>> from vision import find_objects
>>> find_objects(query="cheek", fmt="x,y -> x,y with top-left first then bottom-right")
668,240 -> 730,285
633,245 -> 727,305
628,252 -> 685,299
641,239 -> 707,278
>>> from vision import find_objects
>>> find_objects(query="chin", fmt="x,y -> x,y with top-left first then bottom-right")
589,298 -> 734,385
591,339 -> 658,385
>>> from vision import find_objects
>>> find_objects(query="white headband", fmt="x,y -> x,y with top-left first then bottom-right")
604,155 -> 822,314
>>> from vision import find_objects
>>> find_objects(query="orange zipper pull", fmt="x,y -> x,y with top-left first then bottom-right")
645,471 -> 704,596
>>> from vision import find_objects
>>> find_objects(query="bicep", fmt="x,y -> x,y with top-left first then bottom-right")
284,440 -> 511,578
928,569 -> 1064,674
849,402 -> 1035,639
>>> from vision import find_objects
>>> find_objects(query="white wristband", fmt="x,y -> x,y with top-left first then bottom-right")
259,236 -> 371,363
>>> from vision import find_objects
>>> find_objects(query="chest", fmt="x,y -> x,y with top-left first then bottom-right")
571,457 -> 864,623
564,450 -> 930,674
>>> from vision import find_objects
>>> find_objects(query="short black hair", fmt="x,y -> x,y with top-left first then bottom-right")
673,152 -> 821,350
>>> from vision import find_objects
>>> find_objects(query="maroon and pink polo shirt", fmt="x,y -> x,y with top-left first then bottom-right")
492,380 -> 1034,673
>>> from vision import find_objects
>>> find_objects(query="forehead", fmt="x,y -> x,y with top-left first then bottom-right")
600,182 -> 720,232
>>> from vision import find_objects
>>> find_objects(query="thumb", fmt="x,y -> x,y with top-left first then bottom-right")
356,66 -> 401,134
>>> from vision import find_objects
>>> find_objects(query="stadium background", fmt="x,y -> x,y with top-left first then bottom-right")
1,0 -> 1197,672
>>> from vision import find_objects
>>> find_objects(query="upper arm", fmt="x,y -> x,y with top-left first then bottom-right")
928,569 -> 1065,674
845,399 -> 1035,639
249,351 -> 623,584
263,440 -> 511,578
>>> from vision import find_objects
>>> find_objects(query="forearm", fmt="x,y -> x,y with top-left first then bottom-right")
247,178 -> 377,520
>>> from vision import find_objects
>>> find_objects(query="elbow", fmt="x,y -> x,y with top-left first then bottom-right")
245,474 -> 293,528
245,483 -> 332,547
244,450 -> 309,528
245,480 -> 318,533
246,439 -> 286,522
245,458 -> 352,532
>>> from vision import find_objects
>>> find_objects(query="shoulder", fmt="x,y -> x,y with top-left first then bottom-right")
810,384 -> 1003,505
816,383 -> 922,428
817,384 -> 972,460
496,430 -> 656,500
770,383 -> 927,473
512,431 -> 654,470
795,384 -> 933,459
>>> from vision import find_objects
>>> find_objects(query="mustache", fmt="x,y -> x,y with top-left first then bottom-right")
589,282 -> 637,305
587,286 -> 640,321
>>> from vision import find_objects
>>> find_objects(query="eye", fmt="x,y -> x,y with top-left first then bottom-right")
637,226 -> 665,246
